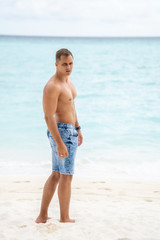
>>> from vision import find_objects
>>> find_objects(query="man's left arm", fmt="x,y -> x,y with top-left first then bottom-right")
74,108 -> 83,147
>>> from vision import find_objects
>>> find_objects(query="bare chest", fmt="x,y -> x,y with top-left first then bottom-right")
59,81 -> 77,104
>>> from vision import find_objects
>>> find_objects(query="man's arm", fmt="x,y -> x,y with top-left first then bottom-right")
73,102 -> 83,146
73,101 -> 80,128
43,83 -> 62,144
43,82 -> 69,157
75,111 -> 80,128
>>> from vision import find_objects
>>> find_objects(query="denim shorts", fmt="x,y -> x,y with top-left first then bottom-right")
47,122 -> 78,175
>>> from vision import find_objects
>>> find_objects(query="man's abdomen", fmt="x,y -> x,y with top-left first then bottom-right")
55,111 -> 76,126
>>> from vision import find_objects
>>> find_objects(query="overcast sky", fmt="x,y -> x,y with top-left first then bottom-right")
0,0 -> 160,37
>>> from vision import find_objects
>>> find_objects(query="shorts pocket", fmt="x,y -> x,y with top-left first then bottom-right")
59,128 -> 71,139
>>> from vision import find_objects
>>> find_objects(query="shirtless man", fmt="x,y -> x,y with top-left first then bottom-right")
35,48 -> 83,223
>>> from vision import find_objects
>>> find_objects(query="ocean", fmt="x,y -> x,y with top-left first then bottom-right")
0,36 -> 160,178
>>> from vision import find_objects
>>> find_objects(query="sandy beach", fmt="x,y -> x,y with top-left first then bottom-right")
0,175 -> 160,240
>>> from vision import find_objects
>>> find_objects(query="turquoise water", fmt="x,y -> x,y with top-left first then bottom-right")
0,36 -> 160,178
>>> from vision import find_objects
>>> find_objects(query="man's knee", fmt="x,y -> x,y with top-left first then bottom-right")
51,171 -> 60,182
60,174 -> 73,182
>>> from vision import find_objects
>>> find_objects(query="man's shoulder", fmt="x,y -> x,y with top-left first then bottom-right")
44,77 -> 61,95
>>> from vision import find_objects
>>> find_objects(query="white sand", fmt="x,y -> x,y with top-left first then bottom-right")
0,175 -> 160,240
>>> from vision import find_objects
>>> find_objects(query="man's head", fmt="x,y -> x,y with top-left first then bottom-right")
55,48 -> 74,76
56,48 -> 73,62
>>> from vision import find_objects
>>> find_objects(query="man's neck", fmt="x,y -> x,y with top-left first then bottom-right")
55,72 -> 69,83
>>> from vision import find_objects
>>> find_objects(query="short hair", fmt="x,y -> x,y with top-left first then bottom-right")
56,48 -> 73,62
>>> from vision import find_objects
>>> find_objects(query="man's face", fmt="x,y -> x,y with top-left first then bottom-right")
56,55 -> 73,76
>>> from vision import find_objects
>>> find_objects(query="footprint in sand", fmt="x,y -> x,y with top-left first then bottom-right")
13,181 -> 30,183
118,238 -> 131,240
18,225 -> 27,228
98,187 -> 111,191
36,222 -> 61,234
91,181 -> 106,184
130,181 -> 140,184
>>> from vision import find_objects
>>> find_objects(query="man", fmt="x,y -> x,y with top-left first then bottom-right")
35,48 -> 83,223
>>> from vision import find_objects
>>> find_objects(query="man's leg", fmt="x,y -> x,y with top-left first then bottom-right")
58,174 -> 75,223
35,171 -> 60,223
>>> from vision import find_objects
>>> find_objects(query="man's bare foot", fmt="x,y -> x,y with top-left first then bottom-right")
60,218 -> 75,223
35,215 -> 51,223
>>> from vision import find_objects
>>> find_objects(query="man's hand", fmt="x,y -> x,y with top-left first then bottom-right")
77,130 -> 83,146
56,141 -> 69,158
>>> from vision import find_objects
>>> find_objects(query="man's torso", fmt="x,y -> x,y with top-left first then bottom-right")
48,76 -> 77,125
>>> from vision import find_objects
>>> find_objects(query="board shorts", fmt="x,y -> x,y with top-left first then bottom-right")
47,122 -> 78,175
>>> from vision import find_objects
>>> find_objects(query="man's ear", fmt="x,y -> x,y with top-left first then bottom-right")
55,62 -> 57,67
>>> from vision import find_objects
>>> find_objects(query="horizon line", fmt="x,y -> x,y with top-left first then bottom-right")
0,34 -> 160,38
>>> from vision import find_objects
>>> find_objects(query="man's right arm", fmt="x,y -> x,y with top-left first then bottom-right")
42,83 -> 63,145
43,82 -> 69,158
